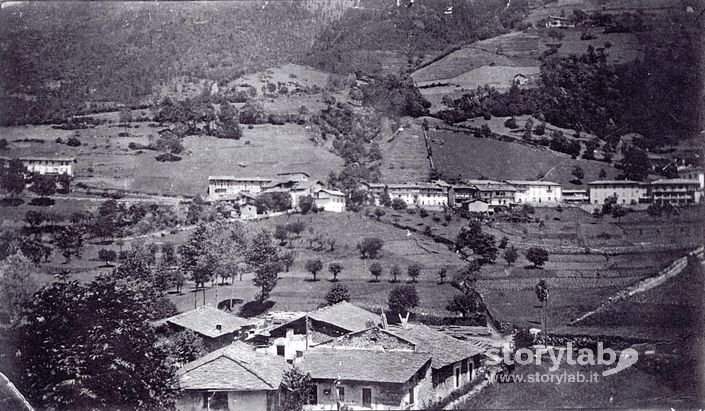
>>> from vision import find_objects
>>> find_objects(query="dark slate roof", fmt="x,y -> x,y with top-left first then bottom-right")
388,324 -> 483,369
179,342 -> 289,391
0,372 -> 33,411
308,302 -> 380,332
164,306 -> 253,338
301,348 -> 431,384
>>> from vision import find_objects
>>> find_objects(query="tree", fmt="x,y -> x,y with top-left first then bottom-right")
155,131 -> 184,155
571,166 -> 585,182
407,264 -> 421,283
161,242 -> 177,266
98,248 -> 117,266
357,237 -> 383,259
16,274 -> 178,410
446,293 -> 484,318
325,283 -> 350,305
280,251 -> 296,272
30,174 -> 56,198
20,238 -> 48,266
387,285 -> 419,316
611,205 -> 627,222
535,279 -> 550,335
286,221 -> 306,238
374,207 -> 386,220
369,262 -> 383,282
599,168 -> 607,179
24,210 -> 45,228
391,197 -> 407,210
1,159 -> 26,199
438,267 -> 447,284
164,330 -> 205,366
379,187 -> 392,207
620,146 -> 651,181
0,252 -> 39,326
54,226 -> 83,262
499,236 -> 509,249
247,230 -> 281,301
255,192 -> 293,213
215,103 -> 242,139
526,247 -> 549,268
253,262 -> 280,302
274,224 -> 289,245
178,224 -> 215,289
328,262 -> 343,281
503,246 -> 519,266
390,264 -> 402,283
305,259 -> 323,281
298,195 -> 314,214
280,366 -> 315,411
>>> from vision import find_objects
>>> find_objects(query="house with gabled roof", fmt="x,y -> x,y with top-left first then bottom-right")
300,347 -> 433,410
159,306 -> 255,352
260,302 -> 380,362
388,323 -> 485,401
176,341 -> 289,411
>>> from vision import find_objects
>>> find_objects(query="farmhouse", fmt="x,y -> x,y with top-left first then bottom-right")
562,189 -> 589,205
300,347 -> 433,410
545,15 -> 575,28
176,341 -> 289,411
388,323 -> 484,402
159,306 -> 254,352
313,188 -> 346,213
261,302 -> 379,362
679,168 -> 704,189
207,176 -> 273,202
588,180 -> 649,206
650,179 -> 702,205
365,182 -> 449,210
506,180 -> 562,206
469,183 -> 516,206
0,156 -> 76,176
461,199 -> 491,215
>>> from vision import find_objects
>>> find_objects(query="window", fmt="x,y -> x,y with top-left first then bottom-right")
408,386 -> 415,405
202,391 -> 229,410
454,364 -> 462,388
362,388 -> 372,407
276,345 -> 285,357
337,386 -> 345,402
468,359 -> 474,380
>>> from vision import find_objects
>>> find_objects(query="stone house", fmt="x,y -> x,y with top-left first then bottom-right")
176,342 -> 289,411
159,306 -> 254,352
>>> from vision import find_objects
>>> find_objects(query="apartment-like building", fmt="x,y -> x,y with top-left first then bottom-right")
313,188 -> 346,213
207,176 -> 273,201
365,182 -> 449,210
562,189 -> 589,205
1,156 -> 76,176
650,179 -> 702,205
469,183 -> 516,206
506,180 -> 562,206
587,180 -> 649,206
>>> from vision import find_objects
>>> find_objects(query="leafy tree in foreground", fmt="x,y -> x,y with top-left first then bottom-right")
535,279 -> 550,335
164,330 -> 205,366
280,366 -> 315,411
526,247 -> 549,268
1,159 -> 26,199
325,283 -> 351,305
17,274 -> 178,410
387,285 -> 419,317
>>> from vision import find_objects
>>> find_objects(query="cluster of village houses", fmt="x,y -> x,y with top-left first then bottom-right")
207,168 -> 705,217
157,302 -> 505,411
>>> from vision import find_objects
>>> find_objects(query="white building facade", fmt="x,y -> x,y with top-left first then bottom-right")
506,180 -> 562,206
587,180 -> 649,205
207,176 -> 273,201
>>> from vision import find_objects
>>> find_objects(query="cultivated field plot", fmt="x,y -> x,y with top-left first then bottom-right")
463,359 -> 702,409
411,47 -> 522,84
86,124 -> 341,196
428,130 -> 619,187
568,261 -> 705,341
541,30 -> 644,65
379,123 -> 432,183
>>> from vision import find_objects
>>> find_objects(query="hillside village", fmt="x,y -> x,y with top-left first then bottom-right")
0,0 -> 704,410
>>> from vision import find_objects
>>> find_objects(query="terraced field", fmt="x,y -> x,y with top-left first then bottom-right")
379,123 -> 432,183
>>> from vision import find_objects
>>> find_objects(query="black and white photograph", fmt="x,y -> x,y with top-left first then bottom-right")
0,0 -> 703,409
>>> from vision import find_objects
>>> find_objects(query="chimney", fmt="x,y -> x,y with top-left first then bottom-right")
216,323 -> 222,331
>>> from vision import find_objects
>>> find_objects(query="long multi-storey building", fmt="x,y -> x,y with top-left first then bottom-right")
506,180 -> 562,206
650,179 -> 702,205
207,176 -> 274,201
1,156 -> 76,176
587,180 -> 650,206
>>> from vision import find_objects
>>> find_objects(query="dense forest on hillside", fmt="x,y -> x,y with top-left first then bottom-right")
0,1 -> 327,125
437,12 -> 703,147
304,0 -> 529,74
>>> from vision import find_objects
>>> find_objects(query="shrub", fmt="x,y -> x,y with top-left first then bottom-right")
66,136 -> 81,147
391,198 -> 407,210
325,284 -> 350,305
504,117 -> 519,129
526,247 -> 549,268
155,153 -> 182,162
357,237 -> 383,259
